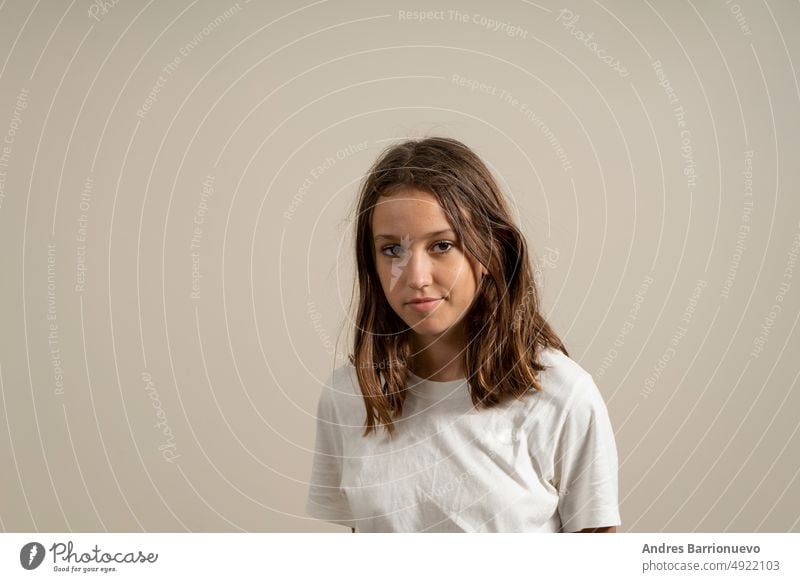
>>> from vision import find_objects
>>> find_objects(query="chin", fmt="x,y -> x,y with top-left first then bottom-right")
407,319 -> 454,337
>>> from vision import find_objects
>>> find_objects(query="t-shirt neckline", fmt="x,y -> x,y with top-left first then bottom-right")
406,370 -> 469,400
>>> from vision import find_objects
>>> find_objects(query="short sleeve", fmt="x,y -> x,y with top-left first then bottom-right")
306,377 -> 356,528
553,375 -> 621,532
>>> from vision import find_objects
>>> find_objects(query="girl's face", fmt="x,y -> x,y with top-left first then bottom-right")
371,188 -> 485,339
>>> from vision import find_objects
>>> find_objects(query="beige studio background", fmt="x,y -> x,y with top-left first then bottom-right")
0,0 -> 798,532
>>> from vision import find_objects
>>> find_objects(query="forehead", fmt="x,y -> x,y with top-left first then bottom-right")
371,188 -> 452,236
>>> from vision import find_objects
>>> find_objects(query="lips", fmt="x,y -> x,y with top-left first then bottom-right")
407,297 -> 442,304
405,297 -> 443,313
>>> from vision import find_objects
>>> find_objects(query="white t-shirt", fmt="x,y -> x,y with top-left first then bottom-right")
306,347 -> 621,532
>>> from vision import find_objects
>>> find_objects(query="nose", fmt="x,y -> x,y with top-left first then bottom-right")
404,246 -> 433,289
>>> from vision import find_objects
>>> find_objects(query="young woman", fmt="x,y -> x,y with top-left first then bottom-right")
306,137 -> 620,533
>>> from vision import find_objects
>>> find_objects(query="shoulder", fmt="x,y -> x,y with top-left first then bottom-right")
317,363 -> 365,422
536,346 -> 591,386
324,363 -> 361,395
526,346 -> 606,424
536,346 -> 597,403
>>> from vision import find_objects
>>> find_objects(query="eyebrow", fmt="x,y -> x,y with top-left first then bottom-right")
373,229 -> 455,241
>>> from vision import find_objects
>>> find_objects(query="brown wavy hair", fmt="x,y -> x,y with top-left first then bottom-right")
350,137 -> 568,436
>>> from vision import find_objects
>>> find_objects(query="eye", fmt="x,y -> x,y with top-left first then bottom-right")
381,244 -> 406,258
432,241 -> 454,253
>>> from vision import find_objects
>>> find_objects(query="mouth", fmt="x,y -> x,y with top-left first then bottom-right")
405,297 -> 443,313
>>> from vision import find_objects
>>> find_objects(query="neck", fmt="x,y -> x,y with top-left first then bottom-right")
408,323 -> 468,382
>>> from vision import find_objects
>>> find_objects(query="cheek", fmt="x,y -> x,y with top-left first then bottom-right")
374,261 -> 398,298
448,261 -> 478,294
455,279 -> 477,304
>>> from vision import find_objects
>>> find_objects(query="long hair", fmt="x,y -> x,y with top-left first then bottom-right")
350,137 -> 568,436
